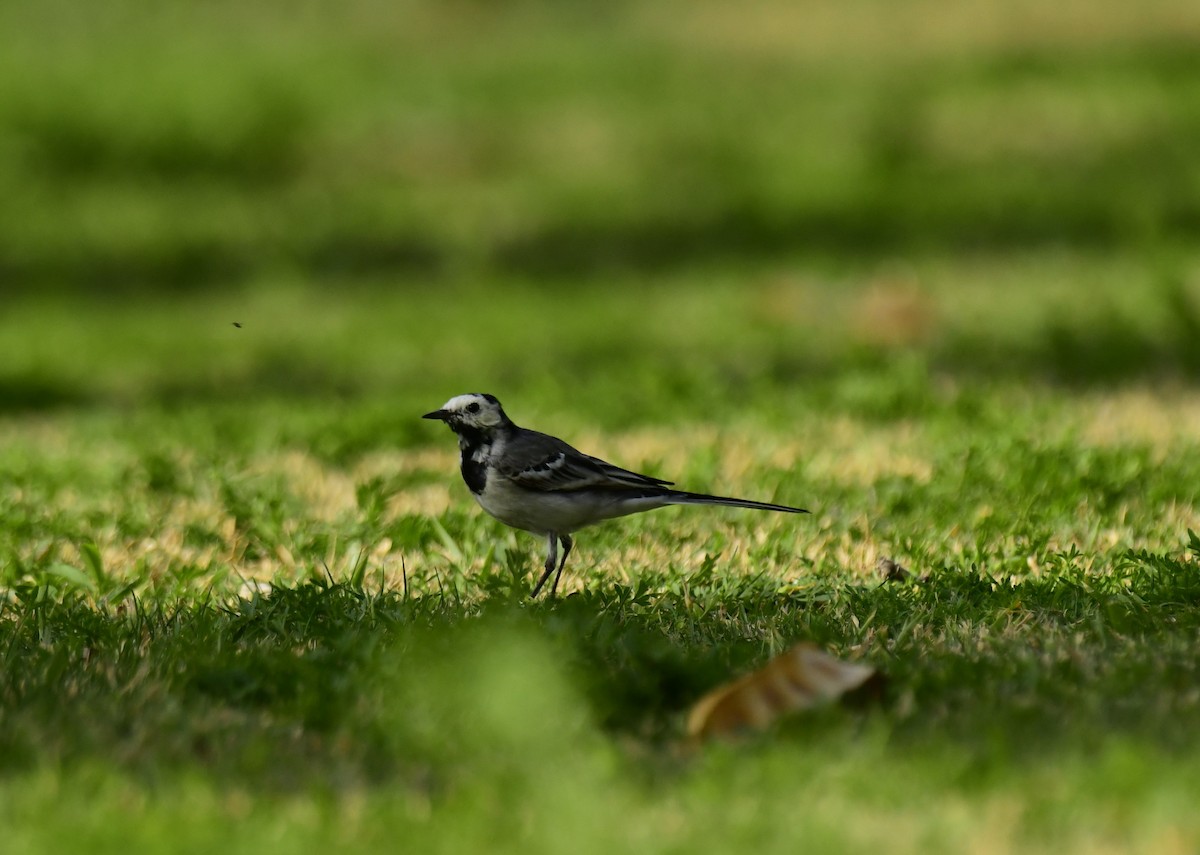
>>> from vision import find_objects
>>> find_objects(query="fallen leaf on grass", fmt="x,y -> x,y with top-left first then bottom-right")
686,643 -> 877,741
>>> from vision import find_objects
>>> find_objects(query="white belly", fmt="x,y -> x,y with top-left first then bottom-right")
473,478 -> 667,535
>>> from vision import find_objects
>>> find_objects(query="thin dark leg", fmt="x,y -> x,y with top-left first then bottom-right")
549,534 -> 573,596
530,532 -> 558,598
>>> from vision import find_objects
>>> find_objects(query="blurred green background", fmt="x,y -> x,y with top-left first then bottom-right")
3,0 -> 1200,417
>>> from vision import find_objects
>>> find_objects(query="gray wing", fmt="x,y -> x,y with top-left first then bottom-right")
498,429 -> 673,492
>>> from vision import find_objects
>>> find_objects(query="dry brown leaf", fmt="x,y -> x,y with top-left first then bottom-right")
685,643 -> 877,741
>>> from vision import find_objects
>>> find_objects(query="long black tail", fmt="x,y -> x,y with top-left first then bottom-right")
661,490 -> 809,515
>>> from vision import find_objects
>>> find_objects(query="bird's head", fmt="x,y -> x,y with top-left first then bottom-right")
422,393 -> 510,435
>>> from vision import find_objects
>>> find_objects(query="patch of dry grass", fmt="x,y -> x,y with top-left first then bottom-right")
639,0 -> 1200,64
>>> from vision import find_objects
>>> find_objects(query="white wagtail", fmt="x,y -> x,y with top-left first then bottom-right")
423,393 -> 809,597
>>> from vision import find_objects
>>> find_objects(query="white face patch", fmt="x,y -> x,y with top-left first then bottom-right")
440,393 -> 506,429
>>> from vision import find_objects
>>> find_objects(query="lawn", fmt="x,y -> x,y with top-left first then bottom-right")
3,1 -> 1200,852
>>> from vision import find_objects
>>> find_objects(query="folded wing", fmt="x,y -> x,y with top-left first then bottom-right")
500,431 -> 673,493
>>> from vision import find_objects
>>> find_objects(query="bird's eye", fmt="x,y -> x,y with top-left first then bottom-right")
467,402 -> 481,414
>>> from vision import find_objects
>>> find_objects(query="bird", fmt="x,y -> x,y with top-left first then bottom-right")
422,393 -> 809,597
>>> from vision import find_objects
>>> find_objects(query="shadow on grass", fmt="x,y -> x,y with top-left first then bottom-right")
0,375 -> 97,413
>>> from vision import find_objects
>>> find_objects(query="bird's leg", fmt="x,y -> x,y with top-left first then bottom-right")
550,534 -> 573,596
530,532 -> 558,598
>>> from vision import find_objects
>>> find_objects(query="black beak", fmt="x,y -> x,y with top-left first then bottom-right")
422,409 -> 450,421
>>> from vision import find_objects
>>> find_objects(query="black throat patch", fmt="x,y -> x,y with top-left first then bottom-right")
460,450 -> 487,494
456,427 -> 490,494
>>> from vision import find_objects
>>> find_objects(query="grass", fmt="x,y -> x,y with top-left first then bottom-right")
4,0 -> 1200,851
4,276 -> 1200,852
